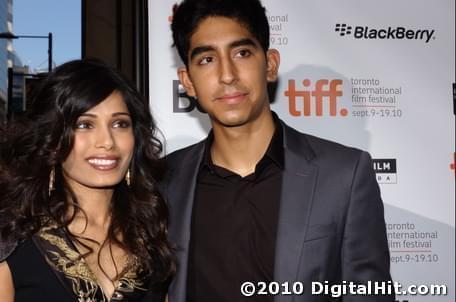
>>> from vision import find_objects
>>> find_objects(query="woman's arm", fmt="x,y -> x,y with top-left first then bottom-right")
0,261 -> 14,302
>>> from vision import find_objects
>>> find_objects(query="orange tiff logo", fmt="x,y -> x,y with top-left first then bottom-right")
284,79 -> 347,117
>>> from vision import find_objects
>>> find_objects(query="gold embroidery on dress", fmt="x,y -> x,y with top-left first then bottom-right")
35,221 -> 148,301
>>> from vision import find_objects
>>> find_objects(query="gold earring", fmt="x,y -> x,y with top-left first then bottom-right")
126,169 -> 131,186
48,167 -> 55,196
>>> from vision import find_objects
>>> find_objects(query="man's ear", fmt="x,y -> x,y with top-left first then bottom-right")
177,66 -> 196,97
265,48 -> 280,82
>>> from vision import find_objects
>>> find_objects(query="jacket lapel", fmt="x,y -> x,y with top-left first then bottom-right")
274,123 -> 318,302
167,121 -> 318,302
166,142 -> 205,302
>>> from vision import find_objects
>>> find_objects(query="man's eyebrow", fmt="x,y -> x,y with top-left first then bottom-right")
189,38 -> 259,61
229,38 -> 258,49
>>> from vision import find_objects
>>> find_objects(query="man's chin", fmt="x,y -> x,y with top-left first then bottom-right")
213,114 -> 249,128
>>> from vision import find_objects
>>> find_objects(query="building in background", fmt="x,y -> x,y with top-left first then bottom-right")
82,0 -> 149,98
2,0 -> 145,121
0,0 -> 13,122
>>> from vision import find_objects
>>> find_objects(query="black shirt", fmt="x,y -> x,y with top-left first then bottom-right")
7,223 -> 165,302
186,122 -> 284,302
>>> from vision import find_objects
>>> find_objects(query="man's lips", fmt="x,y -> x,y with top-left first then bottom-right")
215,92 -> 248,104
86,156 -> 120,171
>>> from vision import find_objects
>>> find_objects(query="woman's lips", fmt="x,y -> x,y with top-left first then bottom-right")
87,157 -> 119,170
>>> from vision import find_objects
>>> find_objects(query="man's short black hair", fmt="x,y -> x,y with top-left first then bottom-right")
171,0 -> 270,66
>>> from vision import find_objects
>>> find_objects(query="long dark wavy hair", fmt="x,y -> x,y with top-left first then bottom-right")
0,59 -> 174,283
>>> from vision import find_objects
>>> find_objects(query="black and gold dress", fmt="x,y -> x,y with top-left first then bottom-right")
3,220 -> 165,302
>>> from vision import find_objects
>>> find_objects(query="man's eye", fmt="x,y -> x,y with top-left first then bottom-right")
235,49 -> 252,58
199,56 -> 214,65
113,120 -> 131,128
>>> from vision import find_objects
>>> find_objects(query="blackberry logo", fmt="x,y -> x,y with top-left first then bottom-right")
335,24 -> 352,36
335,23 -> 435,43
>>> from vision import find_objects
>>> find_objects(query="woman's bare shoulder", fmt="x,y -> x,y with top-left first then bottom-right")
0,260 -> 14,302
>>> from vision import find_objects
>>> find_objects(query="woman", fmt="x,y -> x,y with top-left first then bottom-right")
0,59 -> 174,301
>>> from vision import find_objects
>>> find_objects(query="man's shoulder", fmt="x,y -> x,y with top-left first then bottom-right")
283,124 -> 375,183
165,139 -> 206,161
307,131 -> 363,156
282,121 -> 364,154
282,122 -> 368,164
160,139 -> 206,190
164,139 -> 206,167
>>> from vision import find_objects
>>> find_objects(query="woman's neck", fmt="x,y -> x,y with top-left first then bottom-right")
65,182 -> 114,235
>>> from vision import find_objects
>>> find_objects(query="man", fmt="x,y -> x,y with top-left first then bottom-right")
163,0 -> 393,301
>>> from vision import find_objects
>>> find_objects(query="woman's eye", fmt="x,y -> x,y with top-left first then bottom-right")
113,120 -> 131,128
75,121 -> 92,129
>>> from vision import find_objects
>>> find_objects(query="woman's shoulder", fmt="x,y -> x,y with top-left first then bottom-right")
0,237 -> 18,262
0,216 -> 62,263
0,215 -> 18,262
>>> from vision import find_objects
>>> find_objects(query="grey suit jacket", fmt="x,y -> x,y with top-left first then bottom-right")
162,120 -> 393,302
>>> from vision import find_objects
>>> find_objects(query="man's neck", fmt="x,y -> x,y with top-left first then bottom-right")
210,110 -> 275,177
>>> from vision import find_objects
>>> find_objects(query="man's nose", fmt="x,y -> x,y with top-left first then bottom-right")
219,57 -> 237,85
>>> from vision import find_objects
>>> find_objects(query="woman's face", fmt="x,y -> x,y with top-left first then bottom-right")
61,91 -> 134,191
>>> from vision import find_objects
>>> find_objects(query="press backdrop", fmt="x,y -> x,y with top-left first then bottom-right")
148,1 -> 455,301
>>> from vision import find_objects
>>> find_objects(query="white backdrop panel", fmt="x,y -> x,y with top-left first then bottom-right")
148,1 -> 455,300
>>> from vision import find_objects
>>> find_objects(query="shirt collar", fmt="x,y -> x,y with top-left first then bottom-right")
200,114 -> 284,173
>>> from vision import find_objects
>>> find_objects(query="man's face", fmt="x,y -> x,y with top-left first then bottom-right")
178,16 -> 280,128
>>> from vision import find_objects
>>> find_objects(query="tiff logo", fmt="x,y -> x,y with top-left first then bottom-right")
285,79 -> 346,117
335,23 -> 352,36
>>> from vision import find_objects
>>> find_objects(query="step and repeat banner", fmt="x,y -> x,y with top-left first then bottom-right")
149,0 -> 455,300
